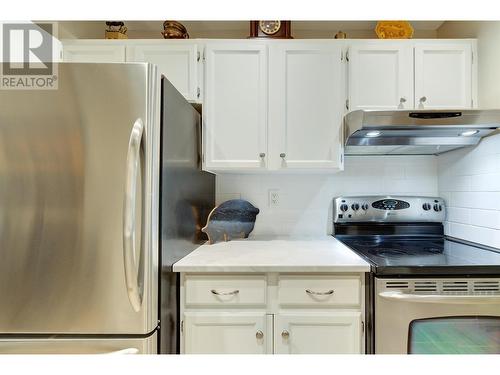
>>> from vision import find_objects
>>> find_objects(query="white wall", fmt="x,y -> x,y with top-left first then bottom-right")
438,137 -> 500,249
438,21 -> 500,108
56,21 -> 438,40
217,156 -> 438,237
435,21 -> 500,248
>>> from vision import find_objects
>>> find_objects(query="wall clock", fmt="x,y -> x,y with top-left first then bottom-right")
249,21 -> 293,39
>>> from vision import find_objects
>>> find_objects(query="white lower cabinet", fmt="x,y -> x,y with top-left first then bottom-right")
275,312 -> 362,354
181,273 -> 365,354
183,312 -> 271,354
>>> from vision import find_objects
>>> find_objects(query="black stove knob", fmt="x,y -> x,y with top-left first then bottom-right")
422,203 -> 431,211
361,203 -> 369,211
351,203 -> 360,211
340,204 -> 349,212
433,204 -> 443,212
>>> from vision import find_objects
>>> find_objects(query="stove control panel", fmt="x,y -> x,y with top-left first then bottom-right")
333,196 -> 446,223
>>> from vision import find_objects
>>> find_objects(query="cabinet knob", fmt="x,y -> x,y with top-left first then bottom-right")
280,153 -> 286,159
281,330 -> 290,339
256,330 -> 264,339
419,96 -> 427,103
400,97 -> 407,103
259,153 -> 266,158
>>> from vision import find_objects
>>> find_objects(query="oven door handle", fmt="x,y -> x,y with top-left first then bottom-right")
379,291 -> 500,304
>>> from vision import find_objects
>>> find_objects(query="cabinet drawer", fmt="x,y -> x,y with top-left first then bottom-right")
185,274 -> 267,307
278,275 -> 361,307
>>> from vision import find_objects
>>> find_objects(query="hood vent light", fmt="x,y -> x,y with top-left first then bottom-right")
460,130 -> 479,137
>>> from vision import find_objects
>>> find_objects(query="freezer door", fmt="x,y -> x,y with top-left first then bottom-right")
0,332 -> 157,354
0,63 -> 159,334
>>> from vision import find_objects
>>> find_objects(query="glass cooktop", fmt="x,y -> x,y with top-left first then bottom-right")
337,236 -> 500,276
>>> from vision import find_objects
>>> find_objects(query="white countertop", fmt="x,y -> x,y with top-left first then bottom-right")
173,236 -> 370,273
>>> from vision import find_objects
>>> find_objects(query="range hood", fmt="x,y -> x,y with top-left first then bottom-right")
344,109 -> 500,155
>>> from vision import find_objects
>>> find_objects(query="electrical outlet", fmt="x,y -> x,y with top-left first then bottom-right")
269,189 -> 280,207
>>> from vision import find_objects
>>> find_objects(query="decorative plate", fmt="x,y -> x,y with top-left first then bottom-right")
375,21 -> 414,39
202,199 -> 260,245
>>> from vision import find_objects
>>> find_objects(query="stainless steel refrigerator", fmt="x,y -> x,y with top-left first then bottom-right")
0,63 -> 215,354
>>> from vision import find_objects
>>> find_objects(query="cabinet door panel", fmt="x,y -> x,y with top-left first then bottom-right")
183,312 -> 270,354
414,43 -> 472,109
272,43 -> 343,169
349,43 -> 413,110
126,43 -> 198,101
275,312 -> 362,354
204,43 -> 268,170
62,43 -> 125,62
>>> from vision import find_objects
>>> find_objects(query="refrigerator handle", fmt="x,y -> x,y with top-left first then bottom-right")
123,118 -> 144,312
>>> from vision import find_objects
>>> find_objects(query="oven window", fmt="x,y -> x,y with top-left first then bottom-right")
409,317 -> 500,354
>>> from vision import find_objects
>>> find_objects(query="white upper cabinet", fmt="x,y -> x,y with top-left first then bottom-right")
62,42 -> 126,62
203,41 -> 345,173
348,40 -> 475,111
348,43 -> 413,110
62,38 -> 477,173
414,43 -> 473,109
126,42 -> 200,101
270,43 -> 343,170
203,42 -> 268,171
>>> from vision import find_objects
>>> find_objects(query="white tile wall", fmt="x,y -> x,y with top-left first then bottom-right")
216,156 -> 438,236
438,134 -> 500,249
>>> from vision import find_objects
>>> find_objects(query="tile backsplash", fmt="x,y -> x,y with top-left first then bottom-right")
216,156 -> 438,237
438,133 -> 500,249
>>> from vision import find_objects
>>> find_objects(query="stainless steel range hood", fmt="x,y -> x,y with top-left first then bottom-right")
344,109 -> 500,155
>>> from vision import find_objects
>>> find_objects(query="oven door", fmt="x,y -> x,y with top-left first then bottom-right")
375,278 -> 500,354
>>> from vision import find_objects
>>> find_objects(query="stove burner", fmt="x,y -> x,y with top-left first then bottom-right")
336,234 -> 500,275
368,244 -> 444,258
343,237 -> 445,257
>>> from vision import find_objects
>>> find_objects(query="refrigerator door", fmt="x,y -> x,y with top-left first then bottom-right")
0,332 -> 157,354
158,78 -> 215,353
0,63 -> 159,334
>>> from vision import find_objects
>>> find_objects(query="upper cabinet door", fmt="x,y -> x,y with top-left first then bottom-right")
126,42 -> 199,101
203,43 -> 268,171
270,43 -> 343,170
62,43 -> 126,62
348,43 -> 413,110
414,43 -> 472,109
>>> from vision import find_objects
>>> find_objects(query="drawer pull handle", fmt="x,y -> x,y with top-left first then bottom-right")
306,289 -> 334,296
211,289 -> 239,296
281,330 -> 290,339
256,330 -> 264,339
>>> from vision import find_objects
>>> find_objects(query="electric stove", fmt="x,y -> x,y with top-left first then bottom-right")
333,196 -> 500,354
333,196 -> 500,276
